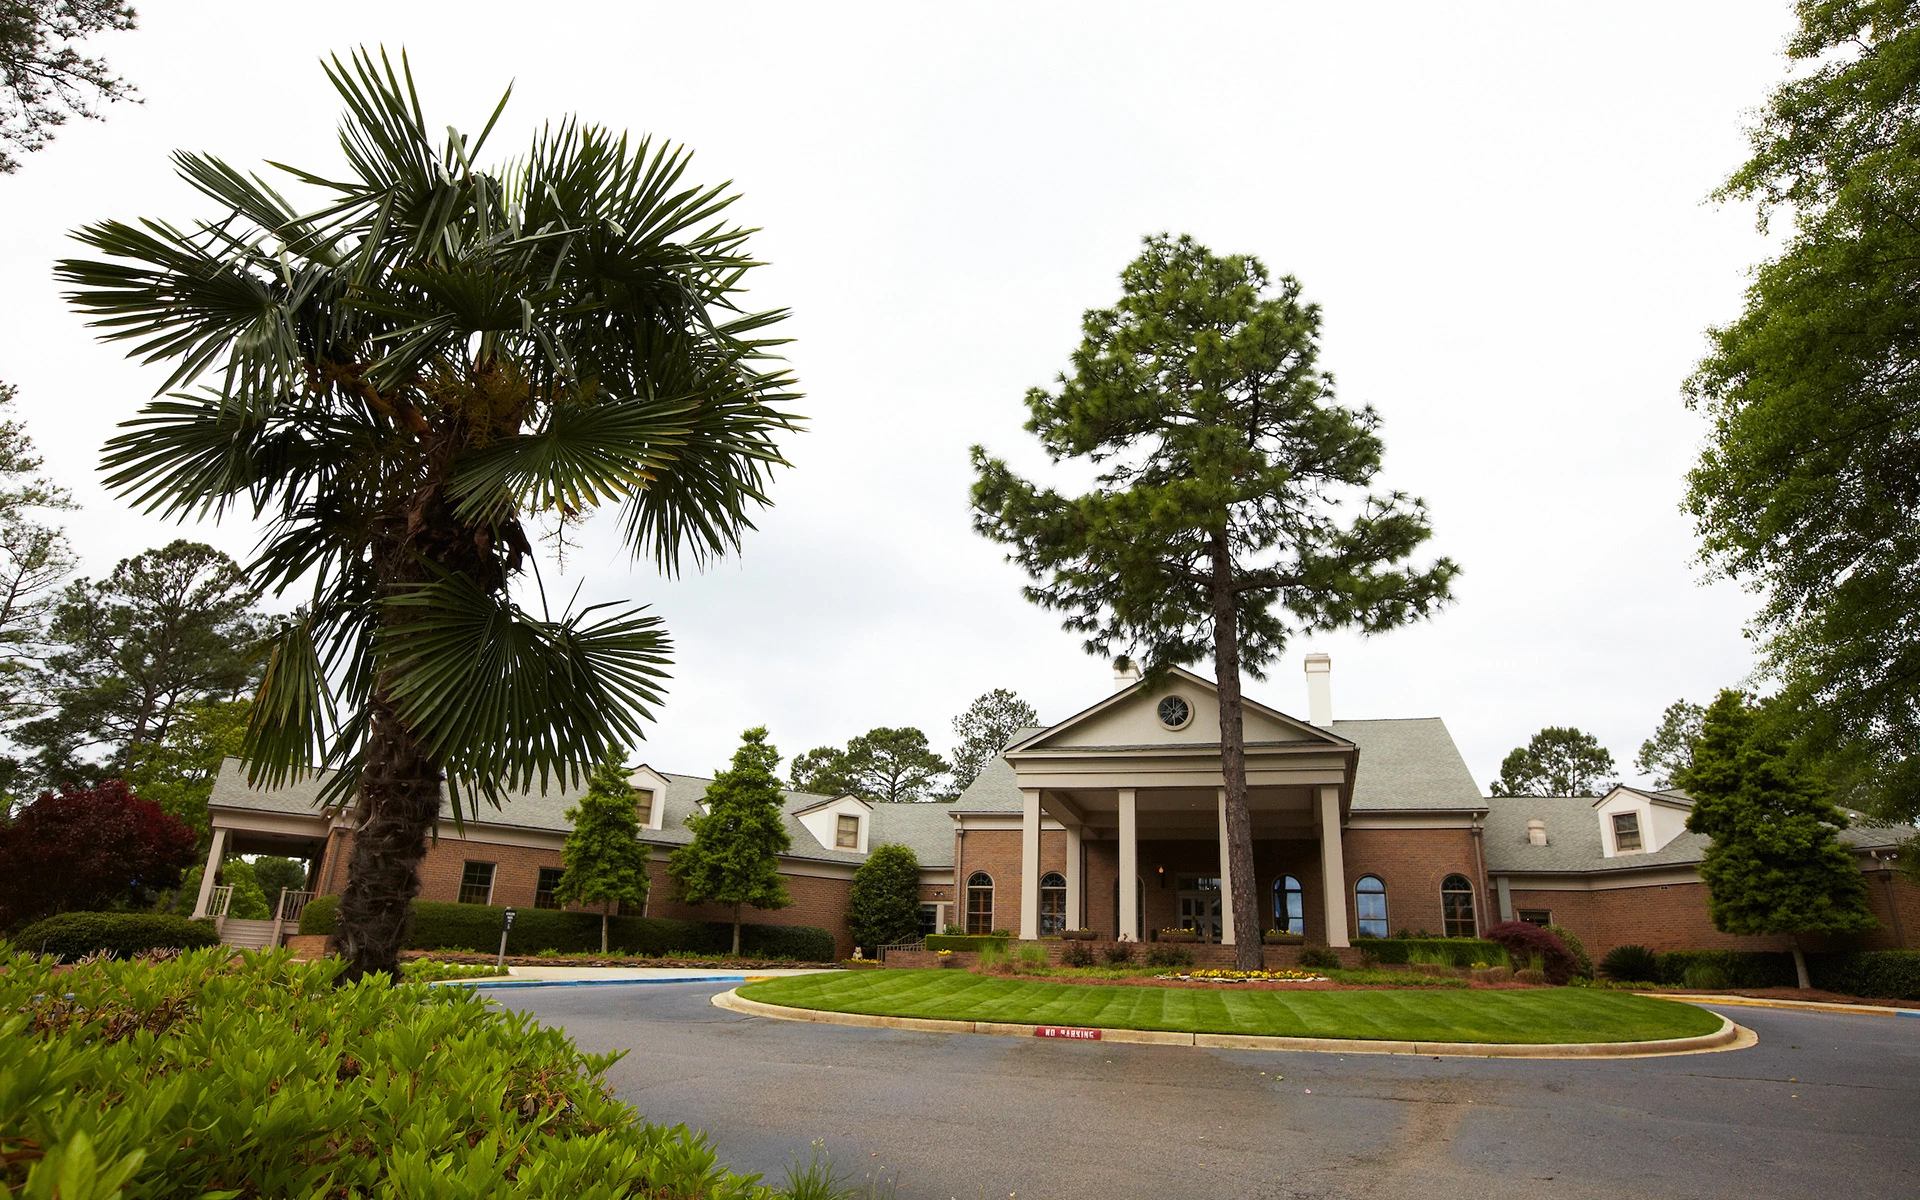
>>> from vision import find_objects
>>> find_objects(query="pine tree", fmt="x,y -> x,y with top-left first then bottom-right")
847,843 -> 922,954
553,759 -> 652,954
1679,691 -> 1877,988
669,727 -> 792,955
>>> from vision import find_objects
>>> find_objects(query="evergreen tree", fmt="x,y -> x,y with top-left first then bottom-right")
847,843 -> 922,954
972,235 -> 1456,968
1491,727 -> 1617,797
669,727 -> 791,954
843,727 -> 947,802
949,689 -> 1039,793
1679,690 -> 1878,988
1635,699 -> 1706,789
553,759 -> 652,954
122,698 -> 249,843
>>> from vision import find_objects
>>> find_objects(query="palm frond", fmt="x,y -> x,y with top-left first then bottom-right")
448,393 -> 695,520
243,614 -> 336,788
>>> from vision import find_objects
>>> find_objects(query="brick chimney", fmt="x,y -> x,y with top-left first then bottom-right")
1113,657 -> 1142,691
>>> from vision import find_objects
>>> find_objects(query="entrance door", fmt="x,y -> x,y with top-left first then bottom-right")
1176,877 -> 1223,942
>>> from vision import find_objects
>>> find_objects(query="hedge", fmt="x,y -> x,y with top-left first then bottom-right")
12,912 -> 218,960
1,947 -> 766,1198
924,934 -> 1009,953
298,896 -> 834,962
1355,937 -> 1505,967
1653,950 -> 1797,989
1809,950 -> 1920,1000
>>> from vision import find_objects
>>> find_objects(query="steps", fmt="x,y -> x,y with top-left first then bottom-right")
219,918 -> 280,950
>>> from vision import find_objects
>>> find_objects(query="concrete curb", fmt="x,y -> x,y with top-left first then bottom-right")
1643,992 -> 1920,1018
711,988 -> 1751,1059
442,974 -> 757,990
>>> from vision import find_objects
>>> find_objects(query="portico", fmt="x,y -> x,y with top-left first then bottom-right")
1001,667 -> 1358,947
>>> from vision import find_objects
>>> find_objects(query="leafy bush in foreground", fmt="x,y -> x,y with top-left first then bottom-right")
12,911 -> 217,959
0,946 -> 774,1198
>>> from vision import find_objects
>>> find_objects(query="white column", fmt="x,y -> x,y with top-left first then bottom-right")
1118,788 -> 1139,941
191,828 -> 229,919
1064,821 -> 1083,931
1019,789 -> 1042,940
1216,787 -> 1235,946
1317,785 -> 1349,947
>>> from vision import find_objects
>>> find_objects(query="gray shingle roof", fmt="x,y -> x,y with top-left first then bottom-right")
1481,790 -> 1910,874
206,757 -> 959,868
1333,718 -> 1486,812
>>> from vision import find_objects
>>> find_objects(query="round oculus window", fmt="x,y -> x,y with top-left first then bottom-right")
1157,695 -> 1192,730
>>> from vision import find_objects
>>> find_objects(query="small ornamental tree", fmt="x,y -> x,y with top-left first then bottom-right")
669,727 -> 791,954
553,759 -> 653,953
1481,920 -> 1577,985
1678,690 -> 1877,988
0,780 -> 196,927
847,843 -> 922,954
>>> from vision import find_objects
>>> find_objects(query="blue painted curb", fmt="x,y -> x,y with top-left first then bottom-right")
436,974 -> 748,990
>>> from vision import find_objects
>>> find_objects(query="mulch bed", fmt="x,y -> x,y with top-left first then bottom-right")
1665,985 -> 1916,1009
400,950 -> 836,971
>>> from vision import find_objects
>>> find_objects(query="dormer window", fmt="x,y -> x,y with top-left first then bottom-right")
836,814 -> 859,849
634,789 -> 653,826
1612,812 -> 1643,853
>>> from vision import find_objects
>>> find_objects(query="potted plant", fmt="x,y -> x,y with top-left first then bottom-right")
1159,927 -> 1200,944
935,949 -> 959,968
1059,928 -> 1097,941
1263,929 -> 1305,945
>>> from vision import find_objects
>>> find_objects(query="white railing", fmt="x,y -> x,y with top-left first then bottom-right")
270,889 -> 316,947
875,940 -> 925,963
207,885 -> 234,918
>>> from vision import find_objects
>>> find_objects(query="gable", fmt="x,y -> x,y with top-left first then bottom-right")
1016,667 -> 1344,752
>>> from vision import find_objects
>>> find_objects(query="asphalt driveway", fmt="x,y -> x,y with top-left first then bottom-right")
491,982 -> 1919,1200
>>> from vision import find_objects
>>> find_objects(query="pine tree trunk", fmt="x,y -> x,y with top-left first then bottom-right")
601,905 -> 610,955
331,690 -> 442,982
732,903 -> 742,956
1792,935 -> 1811,989
1209,532 -> 1262,972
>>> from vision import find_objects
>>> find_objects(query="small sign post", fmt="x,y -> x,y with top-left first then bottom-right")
497,908 -> 516,971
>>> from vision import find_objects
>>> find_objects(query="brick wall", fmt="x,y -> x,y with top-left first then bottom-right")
885,941 -> 1364,970
952,828 -> 1066,933
1336,828 -> 1485,939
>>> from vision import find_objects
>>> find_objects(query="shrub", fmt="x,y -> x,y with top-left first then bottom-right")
1102,940 -> 1135,965
1144,946 -> 1194,968
989,927 -> 1011,937
1355,937 -> 1505,968
0,782 -> 199,929
0,947 -> 767,1198
1298,946 -> 1339,970
1481,921 -> 1576,985
1655,950 -> 1795,989
1514,968 -> 1546,985
1809,950 -> 1920,1000
924,934 -> 1008,954
1060,941 -> 1097,967
298,896 -> 833,961
1682,963 -> 1732,990
1012,942 -> 1049,971
1545,924 -> 1592,980
1597,944 -> 1657,982
974,943 -> 1011,974
13,912 -> 218,960
846,843 -> 922,954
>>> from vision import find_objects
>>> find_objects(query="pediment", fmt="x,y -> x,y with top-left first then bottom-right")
1009,667 -> 1350,754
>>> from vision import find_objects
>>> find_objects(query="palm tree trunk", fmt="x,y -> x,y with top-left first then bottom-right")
1209,533 -> 1262,972
732,902 -> 742,956
331,691 -> 442,982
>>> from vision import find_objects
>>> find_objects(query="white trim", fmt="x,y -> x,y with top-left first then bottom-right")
1345,810 -> 1490,830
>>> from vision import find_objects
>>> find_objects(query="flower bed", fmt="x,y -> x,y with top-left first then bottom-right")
1155,968 -> 1328,984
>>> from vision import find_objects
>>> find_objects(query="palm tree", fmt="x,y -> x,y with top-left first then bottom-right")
55,49 -> 800,980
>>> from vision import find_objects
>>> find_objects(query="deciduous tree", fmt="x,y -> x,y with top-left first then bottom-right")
971,234 -> 1456,968
949,688 -> 1038,793
58,50 -> 798,981
846,842 -> 921,954
1679,690 -> 1877,988
553,759 -> 652,953
121,698 -> 249,842
1635,699 -> 1705,790
669,727 -> 791,954
1491,727 -> 1617,797
0,779 -> 194,927
1685,3 -> 1920,826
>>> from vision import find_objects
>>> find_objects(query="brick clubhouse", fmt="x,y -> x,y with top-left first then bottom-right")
196,658 -> 1917,962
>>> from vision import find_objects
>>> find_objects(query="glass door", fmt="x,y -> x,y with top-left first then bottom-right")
1176,877 -> 1223,942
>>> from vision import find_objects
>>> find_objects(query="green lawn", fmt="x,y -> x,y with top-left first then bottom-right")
738,971 -> 1725,1044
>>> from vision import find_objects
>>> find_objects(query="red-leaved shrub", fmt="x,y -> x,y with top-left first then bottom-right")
1482,920 -> 1577,985
0,781 -> 198,928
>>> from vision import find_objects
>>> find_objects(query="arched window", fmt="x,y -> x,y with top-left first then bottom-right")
1273,875 -> 1304,935
1441,874 -> 1477,938
966,872 -> 994,935
1354,875 -> 1388,939
1039,872 -> 1067,935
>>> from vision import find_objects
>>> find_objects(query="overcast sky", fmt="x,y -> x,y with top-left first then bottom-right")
0,2 -> 1800,790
